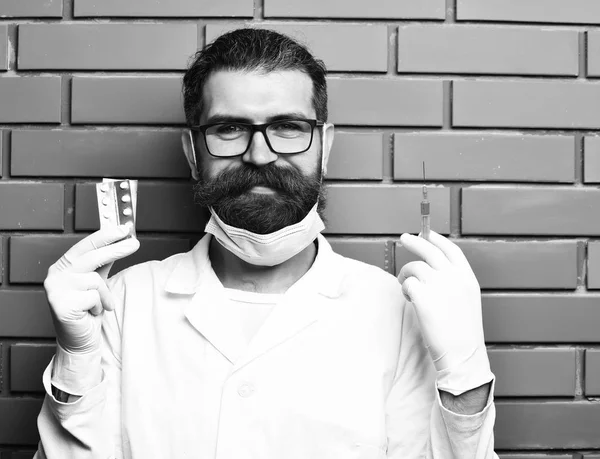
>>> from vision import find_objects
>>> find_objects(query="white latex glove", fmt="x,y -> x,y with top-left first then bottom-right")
44,225 -> 140,355
397,231 -> 493,395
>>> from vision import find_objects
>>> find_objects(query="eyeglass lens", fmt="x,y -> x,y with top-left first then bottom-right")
205,120 -> 314,157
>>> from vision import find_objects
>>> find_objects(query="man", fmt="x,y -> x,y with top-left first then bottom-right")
36,28 -> 497,458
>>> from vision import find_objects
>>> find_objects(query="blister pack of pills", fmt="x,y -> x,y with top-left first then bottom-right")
95,178 -> 138,238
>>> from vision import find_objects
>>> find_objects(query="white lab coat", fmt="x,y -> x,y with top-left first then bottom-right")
35,234 -> 498,459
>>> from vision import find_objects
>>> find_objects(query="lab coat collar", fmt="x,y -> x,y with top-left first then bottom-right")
164,233 -> 344,299
164,233 -> 345,366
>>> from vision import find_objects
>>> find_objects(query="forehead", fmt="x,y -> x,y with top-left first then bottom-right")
201,69 -> 315,122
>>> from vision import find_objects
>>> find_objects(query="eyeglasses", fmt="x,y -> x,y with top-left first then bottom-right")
190,119 -> 325,158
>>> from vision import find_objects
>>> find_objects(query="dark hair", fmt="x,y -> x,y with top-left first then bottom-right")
182,28 -> 328,127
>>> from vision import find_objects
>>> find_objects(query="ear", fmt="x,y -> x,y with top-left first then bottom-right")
181,129 -> 200,181
321,123 -> 335,177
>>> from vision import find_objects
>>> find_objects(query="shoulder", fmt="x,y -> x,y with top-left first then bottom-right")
107,250 -> 188,291
332,250 -> 404,300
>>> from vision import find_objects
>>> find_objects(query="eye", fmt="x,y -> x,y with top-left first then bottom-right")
216,124 -> 244,134
273,122 -> 302,131
209,123 -> 249,140
269,120 -> 311,138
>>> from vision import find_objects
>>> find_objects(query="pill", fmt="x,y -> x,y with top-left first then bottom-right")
121,194 -> 131,203
123,208 -> 132,216
119,181 -> 129,190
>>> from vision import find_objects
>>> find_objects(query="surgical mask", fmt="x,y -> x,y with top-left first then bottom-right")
204,125 -> 329,266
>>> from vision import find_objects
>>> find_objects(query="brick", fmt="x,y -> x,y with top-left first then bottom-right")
0,291 -> 55,338
0,183 -> 63,230
0,399 -> 42,445
0,77 -> 61,123
326,133 -> 383,180
265,0 -> 445,19
19,24 -> 197,71
11,130 -> 190,178
10,235 -> 191,283
585,350 -> 600,395
454,80 -> 600,129
329,78 -> 442,126
394,133 -> 574,182
589,242 -> 600,289
324,185 -> 450,235
489,349 -> 576,396
72,77 -> 184,125
396,240 -> 577,289
75,183 -> 207,232
10,344 -> 56,393
584,137 -> 600,183
0,0 -> 62,17
327,238 -> 388,270
483,294 -> 600,343
496,402 -> 600,449
463,187 -> 600,236
458,0 -> 600,24
0,25 -> 7,71
398,25 -> 577,76
75,0 -> 253,17
207,24 -> 387,72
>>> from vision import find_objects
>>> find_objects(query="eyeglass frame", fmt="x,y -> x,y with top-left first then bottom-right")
189,118 -> 326,158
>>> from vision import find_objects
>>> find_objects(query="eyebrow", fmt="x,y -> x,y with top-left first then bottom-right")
205,112 -> 313,124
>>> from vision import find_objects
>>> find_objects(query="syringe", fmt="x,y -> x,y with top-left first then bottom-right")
421,162 -> 430,240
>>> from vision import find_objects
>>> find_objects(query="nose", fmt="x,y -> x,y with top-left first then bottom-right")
242,130 -> 278,167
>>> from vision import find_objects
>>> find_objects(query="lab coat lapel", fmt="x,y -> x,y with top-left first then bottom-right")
233,290 -> 322,372
233,235 -> 344,372
183,281 -> 247,365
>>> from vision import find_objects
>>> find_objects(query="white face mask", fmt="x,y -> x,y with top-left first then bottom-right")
204,126 -> 329,266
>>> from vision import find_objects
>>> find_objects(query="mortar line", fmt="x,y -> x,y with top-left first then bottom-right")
60,75 -> 72,126
577,239 -> 588,288
0,342 -> 9,396
579,30 -> 588,79
1,130 -> 9,181
63,183 -> 75,233
254,0 -> 264,20
63,0 -> 74,20
0,234 -> 7,289
445,0 -> 456,23
442,80 -> 452,130
383,131 -> 394,182
575,348 -> 585,399
7,24 -> 17,71
575,133 -> 584,184
388,25 -> 398,75
450,186 -> 461,237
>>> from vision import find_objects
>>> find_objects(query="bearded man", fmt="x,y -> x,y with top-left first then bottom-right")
36,28 -> 498,458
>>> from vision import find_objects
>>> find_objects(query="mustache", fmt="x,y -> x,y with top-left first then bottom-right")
198,163 -> 322,200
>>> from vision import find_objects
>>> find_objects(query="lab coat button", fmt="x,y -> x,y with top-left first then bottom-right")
238,383 -> 255,398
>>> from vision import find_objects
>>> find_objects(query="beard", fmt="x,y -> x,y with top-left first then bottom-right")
193,161 -> 327,235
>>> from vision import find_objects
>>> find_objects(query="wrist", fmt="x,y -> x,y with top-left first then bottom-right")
435,344 -> 494,396
51,343 -> 102,396
51,383 -> 81,403
439,381 -> 491,415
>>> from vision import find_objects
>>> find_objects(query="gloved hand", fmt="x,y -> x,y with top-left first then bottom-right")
44,225 -> 140,355
397,231 -> 493,395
